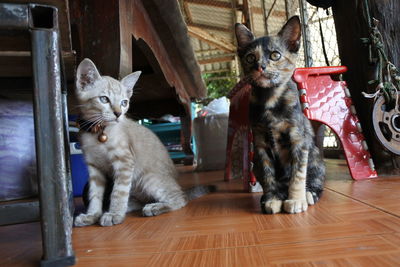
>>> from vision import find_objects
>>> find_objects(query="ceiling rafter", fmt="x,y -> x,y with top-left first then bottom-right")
188,25 -> 236,53
187,22 -> 232,33
197,54 -> 235,64
183,2 -> 194,23
251,6 -> 285,17
184,0 -> 243,10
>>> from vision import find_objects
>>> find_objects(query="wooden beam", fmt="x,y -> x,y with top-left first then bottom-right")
188,25 -> 236,52
252,6 -> 264,14
195,48 -> 223,54
197,54 -> 235,64
187,22 -> 232,33
251,6 -> 286,17
185,0 -> 243,9
242,0 -> 254,31
183,2 -> 193,23
202,68 -> 231,74
229,0 -> 240,79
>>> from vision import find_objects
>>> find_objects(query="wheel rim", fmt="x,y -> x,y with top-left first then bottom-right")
372,95 -> 400,155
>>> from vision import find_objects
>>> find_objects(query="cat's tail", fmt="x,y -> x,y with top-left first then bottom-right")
185,185 -> 217,201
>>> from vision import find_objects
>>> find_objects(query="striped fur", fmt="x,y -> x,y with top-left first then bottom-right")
74,59 -> 212,227
235,17 -> 325,214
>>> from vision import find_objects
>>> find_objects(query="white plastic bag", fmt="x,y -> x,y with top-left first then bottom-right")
193,97 -> 230,171
199,96 -> 229,116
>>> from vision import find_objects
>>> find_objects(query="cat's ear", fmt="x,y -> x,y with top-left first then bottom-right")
76,58 -> 101,91
121,71 -> 141,97
235,23 -> 255,48
278,16 -> 301,53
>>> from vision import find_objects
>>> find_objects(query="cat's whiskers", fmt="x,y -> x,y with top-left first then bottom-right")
80,115 -> 104,130
250,69 -> 280,87
91,116 -> 105,128
79,114 -> 102,127
84,120 -> 102,132
101,113 -> 116,122
79,119 -> 97,128
263,70 -> 278,77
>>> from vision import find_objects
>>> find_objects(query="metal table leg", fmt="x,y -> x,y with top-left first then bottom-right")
0,3 -> 75,266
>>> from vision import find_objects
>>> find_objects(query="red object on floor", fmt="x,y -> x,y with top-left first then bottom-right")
224,77 -> 257,191
224,66 -> 377,189
293,66 -> 377,180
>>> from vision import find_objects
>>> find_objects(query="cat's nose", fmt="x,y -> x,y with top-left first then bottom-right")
258,63 -> 266,72
114,112 -> 122,118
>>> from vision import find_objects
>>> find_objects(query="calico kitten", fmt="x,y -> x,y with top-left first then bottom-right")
74,59 -> 211,227
235,16 -> 325,214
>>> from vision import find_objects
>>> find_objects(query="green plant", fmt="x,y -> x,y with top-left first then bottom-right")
202,71 -> 237,99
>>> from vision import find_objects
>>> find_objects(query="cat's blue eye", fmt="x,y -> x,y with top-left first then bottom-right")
270,51 -> 281,61
99,96 -> 109,104
121,100 -> 129,107
245,53 -> 256,64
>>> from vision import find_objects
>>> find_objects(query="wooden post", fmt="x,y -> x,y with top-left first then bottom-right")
332,0 -> 400,172
230,0 -> 241,80
242,0 -> 254,31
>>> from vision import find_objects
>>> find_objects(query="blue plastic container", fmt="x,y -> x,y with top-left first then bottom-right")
70,141 -> 88,197
68,116 -> 89,197
145,122 -> 186,160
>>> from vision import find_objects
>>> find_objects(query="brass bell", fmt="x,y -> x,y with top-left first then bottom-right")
98,133 -> 108,143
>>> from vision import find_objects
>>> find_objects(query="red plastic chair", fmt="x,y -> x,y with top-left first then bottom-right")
224,77 -> 258,192
224,66 -> 378,191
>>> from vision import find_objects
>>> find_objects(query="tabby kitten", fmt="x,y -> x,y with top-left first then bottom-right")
235,16 -> 325,214
74,59 -> 208,227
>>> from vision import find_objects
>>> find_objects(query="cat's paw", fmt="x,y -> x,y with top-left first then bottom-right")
306,191 -> 316,205
262,199 -> 283,214
283,199 -> 308,214
306,191 -> 322,205
74,213 -> 101,227
99,212 -> 125,226
142,203 -> 168,217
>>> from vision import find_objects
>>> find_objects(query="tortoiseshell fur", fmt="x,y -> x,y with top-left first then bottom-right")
235,16 -> 325,214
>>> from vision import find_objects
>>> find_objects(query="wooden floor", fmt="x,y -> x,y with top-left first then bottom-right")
2,159 -> 400,266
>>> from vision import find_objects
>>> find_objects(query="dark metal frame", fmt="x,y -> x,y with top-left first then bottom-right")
0,3 -> 75,266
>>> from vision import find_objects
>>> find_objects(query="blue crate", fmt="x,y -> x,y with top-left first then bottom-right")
144,122 -> 188,161
145,122 -> 181,145
68,117 -> 88,197
70,142 -> 88,197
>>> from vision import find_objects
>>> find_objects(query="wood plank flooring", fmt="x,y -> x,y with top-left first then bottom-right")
2,159 -> 400,266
